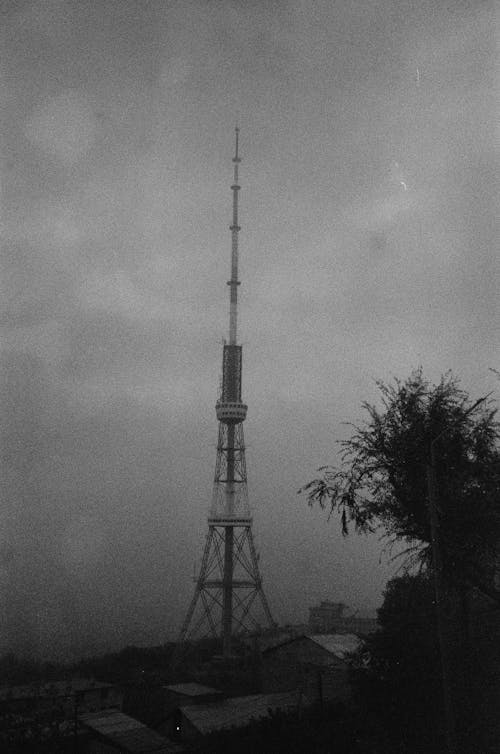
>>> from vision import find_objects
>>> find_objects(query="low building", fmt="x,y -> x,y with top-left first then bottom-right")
175,690 -> 300,742
261,633 -> 362,705
163,682 -> 223,717
0,679 -> 123,751
80,709 -> 184,753
0,678 -> 122,716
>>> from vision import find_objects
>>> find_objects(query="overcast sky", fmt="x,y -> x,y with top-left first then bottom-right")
1,0 -> 498,661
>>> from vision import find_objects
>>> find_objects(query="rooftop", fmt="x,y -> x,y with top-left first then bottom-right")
165,682 -> 221,697
308,633 -> 362,658
80,710 -> 183,753
262,632 -> 362,660
0,678 -> 115,702
180,690 -> 300,735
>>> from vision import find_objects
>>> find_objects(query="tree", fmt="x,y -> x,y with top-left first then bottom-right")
352,573 -> 444,752
301,368 -> 500,602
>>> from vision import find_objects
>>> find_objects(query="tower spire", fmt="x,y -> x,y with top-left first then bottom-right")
175,130 -> 276,660
229,126 -> 241,346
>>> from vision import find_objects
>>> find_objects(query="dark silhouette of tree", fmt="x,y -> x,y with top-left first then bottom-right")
351,573 -> 444,752
301,368 -> 500,602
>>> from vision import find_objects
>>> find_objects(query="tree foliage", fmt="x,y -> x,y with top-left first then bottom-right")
301,369 -> 500,598
352,573 -> 445,751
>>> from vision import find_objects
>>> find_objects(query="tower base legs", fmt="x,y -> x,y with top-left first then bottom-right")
175,523 -> 275,662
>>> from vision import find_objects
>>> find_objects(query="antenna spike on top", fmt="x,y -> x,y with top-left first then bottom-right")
233,126 -> 240,163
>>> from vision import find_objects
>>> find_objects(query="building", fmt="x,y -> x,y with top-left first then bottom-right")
174,690 -> 300,742
309,601 -> 377,635
0,678 -> 122,717
0,678 -> 123,751
308,602 -> 347,633
261,633 -> 362,706
79,710 -> 184,753
163,682 -> 223,718
170,634 -> 361,742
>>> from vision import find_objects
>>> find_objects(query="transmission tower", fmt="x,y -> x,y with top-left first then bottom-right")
176,129 -> 275,657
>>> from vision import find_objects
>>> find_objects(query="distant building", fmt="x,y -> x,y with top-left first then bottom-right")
308,601 -> 377,635
308,602 -> 347,633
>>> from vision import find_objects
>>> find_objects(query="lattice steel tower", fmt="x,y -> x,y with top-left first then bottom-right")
177,129 -> 275,656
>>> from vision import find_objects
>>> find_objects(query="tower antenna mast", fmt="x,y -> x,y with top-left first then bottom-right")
175,129 -> 275,659
229,126 -> 240,346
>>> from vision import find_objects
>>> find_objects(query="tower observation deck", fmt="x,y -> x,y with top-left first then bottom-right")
175,130 -> 275,657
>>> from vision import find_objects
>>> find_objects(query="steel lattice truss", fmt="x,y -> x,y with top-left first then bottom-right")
210,421 -> 249,520
174,130 -> 275,662
178,523 -> 274,644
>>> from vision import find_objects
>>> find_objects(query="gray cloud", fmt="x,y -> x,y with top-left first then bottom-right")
0,0 -> 497,659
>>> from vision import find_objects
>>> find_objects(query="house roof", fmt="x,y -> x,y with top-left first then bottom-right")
307,633 -> 362,658
0,678 -> 115,702
254,631 -> 299,652
180,690 -> 300,735
262,632 -> 362,660
80,710 -> 182,753
165,682 -> 221,697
